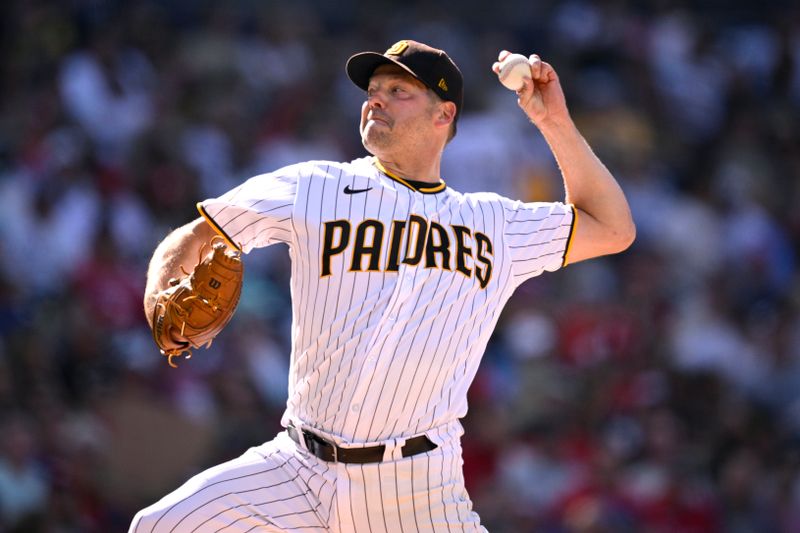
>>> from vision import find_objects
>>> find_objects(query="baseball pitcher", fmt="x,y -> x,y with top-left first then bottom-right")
131,40 -> 635,532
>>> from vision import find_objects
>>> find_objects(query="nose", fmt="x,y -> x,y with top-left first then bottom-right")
367,90 -> 385,109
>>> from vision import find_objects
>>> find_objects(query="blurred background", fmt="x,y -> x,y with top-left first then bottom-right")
0,0 -> 799,531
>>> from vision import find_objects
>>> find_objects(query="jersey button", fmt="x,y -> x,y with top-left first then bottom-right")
351,403 -> 361,412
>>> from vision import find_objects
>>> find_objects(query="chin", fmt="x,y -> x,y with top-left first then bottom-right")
362,128 -> 390,154
361,138 -> 376,156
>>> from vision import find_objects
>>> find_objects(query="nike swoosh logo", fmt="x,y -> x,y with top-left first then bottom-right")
343,185 -> 373,195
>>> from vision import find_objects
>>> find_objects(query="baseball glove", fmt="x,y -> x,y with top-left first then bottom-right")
151,237 -> 244,367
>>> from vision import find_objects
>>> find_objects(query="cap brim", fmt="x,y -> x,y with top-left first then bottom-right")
346,52 -> 422,91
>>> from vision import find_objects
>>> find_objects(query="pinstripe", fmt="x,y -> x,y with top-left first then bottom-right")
303,166 -> 328,420
336,479 -> 346,533
441,451 -> 454,533
362,265 -> 422,439
317,167 -> 353,422
346,184 -> 410,436
170,469 -> 306,531
285,164 -> 301,255
361,466 -> 376,533
193,491 -> 317,533
423,454 -> 436,531
447,451 -> 462,530
327,181 -> 388,427
317,166 -> 345,380
322,171 -> 367,424
143,443 -> 318,532
511,244 -> 567,259
394,267 -> 447,435
348,312 -> 394,435
294,167 -> 318,421
505,216 -> 546,223
393,461 -> 405,533
290,457 -> 332,527
448,196 -> 477,412
222,513 -> 325,532
478,201 -> 511,349
305,165 -> 342,420
505,229 -> 545,235
294,164 -> 313,388
409,197 -> 467,434
453,199 -> 488,384
376,462 -> 390,533
248,220 -> 292,245
410,456 -> 422,533
509,236 -> 567,249
386,269 -> 446,436
151,453 -> 289,532
391,198 -> 452,435
345,450 -> 358,531
362,193 -> 432,440
215,507 -> 322,533
323,479 -> 337,529
456,452 -> 469,533
393,194 -> 444,431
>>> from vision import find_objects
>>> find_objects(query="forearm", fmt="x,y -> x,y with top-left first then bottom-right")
538,115 -> 635,251
143,217 -> 217,325
495,50 -> 635,260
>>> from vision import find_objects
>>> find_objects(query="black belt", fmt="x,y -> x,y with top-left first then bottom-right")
287,426 -> 437,464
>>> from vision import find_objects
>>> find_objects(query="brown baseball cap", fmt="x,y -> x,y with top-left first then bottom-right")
346,40 -> 464,122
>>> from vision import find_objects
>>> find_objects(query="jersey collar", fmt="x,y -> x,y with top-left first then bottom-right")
372,158 -> 446,194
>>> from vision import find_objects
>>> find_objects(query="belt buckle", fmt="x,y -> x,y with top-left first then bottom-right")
305,429 -> 338,463
302,430 -> 317,455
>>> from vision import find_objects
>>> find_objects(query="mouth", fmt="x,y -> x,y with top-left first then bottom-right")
367,113 -> 391,127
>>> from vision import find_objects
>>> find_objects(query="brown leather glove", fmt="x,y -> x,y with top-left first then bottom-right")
151,237 -> 244,367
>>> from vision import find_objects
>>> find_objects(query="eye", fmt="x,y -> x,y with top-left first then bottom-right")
391,85 -> 412,98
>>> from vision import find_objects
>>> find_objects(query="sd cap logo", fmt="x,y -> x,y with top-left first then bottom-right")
438,78 -> 448,92
386,41 -> 409,56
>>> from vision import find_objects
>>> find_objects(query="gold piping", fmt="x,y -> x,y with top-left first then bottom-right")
196,203 -> 243,253
562,204 -> 578,267
373,158 -> 446,193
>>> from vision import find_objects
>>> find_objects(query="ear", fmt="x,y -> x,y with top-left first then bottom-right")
435,101 -> 457,128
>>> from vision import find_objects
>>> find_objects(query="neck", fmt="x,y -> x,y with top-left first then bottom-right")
374,150 -> 443,184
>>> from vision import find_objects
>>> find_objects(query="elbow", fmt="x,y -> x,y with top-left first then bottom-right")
600,215 -> 636,256
614,217 -> 636,253
567,209 -> 636,264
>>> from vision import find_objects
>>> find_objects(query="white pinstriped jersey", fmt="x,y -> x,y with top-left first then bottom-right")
199,156 -> 575,445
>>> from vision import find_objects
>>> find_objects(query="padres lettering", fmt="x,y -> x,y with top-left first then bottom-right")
321,217 -> 493,288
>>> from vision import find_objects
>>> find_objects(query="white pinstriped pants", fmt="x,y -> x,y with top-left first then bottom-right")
129,431 -> 486,532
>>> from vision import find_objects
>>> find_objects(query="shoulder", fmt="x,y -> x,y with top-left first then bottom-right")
455,191 -> 572,221
239,158 -> 355,185
460,190 -> 569,212
458,190 -> 512,209
280,157 -> 375,181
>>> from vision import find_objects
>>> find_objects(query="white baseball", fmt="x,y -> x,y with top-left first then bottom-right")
498,53 -> 531,91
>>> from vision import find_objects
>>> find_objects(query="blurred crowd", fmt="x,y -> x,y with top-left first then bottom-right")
0,0 -> 799,531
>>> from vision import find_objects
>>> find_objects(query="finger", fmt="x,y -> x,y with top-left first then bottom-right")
541,61 -> 557,82
515,76 -> 533,100
497,50 -> 511,62
491,61 -> 501,75
529,54 -> 543,81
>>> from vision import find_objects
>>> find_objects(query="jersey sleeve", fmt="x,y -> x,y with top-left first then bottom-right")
197,166 -> 299,253
503,199 -> 577,284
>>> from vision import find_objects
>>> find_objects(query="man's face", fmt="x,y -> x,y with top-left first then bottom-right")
360,65 -> 439,155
